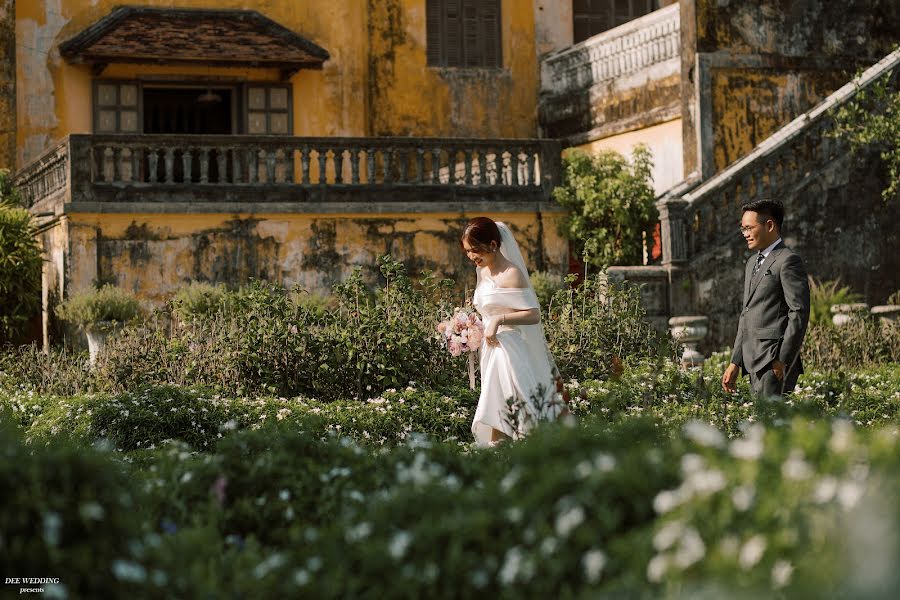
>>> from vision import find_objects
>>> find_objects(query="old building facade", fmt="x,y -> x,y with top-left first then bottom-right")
4,0 -> 900,347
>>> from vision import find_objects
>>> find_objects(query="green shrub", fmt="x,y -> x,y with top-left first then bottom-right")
170,281 -> 229,321
55,284 -> 142,329
0,344 -> 95,397
544,273 -> 676,380
552,147 -> 657,267
803,317 -> 900,370
808,276 -> 862,326
0,419 -> 155,598
530,270 -> 566,309
0,181 -> 42,342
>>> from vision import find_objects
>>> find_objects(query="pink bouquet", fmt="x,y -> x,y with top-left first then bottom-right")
437,309 -> 484,356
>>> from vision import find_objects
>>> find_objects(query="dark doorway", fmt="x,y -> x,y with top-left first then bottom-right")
143,87 -> 233,134
142,87 -> 234,183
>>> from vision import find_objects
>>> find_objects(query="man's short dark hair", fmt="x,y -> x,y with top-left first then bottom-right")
741,199 -> 785,229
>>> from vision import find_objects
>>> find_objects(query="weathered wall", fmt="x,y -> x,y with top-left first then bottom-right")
689,147 -> 900,352
16,0 -> 539,167
365,0 -> 538,137
64,211 -> 568,304
0,0 -> 15,169
532,0 -> 572,57
37,216 -> 68,347
683,0 -> 900,178
571,118 -> 684,195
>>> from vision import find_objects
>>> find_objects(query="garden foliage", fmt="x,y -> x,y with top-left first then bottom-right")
552,147 -> 657,267
55,284 -> 142,329
0,170 -> 42,343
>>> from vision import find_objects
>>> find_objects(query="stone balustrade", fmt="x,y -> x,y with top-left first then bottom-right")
657,48 -> 900,265
541,3 -> 679,97
18,134 -> 562,210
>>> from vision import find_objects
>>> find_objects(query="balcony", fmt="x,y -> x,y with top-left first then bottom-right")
17,134 -> 562,215
539,3 -> 681,142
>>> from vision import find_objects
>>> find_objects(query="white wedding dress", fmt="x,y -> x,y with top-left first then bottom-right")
471,223 -> 562,447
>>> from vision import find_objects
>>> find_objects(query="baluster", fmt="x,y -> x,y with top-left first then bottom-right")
102,147 -> 114,182
231,149 -> 242,183
513,150 -> 523,186
216,149 -> 227,184
317,149 -> 327,184
274,149 -> 285,184
200,147 -> 210,183
397,148 -> 408,183
266,149 -> 276,183
164,148 -> 175,184
120,147 -> 134,183
334,149 -> 345,184
383,148 -> 394,184
247,148 -> 257,184
463,150 -> 472,185
350,147 -> 360,184
367,149 -> 376,184
526,151 -> 536,186
416,147 -> 425,183
300,146 -> 310,184
181,149 -> 193,183
431,148 -> 441,183
477,150 -> 486,186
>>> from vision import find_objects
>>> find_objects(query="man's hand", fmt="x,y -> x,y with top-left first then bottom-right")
772,360 -> 786,381
722,363 -> 740,393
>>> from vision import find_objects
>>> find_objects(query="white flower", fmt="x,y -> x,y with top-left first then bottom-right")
771,560 -> 794,589
554,505 -> 585,538
180,472 -> 193,484
498,546 -> 524,585
812,476 -> 838,504
253,553 -> 286,579
112,559 -> 147,583
680,453 -> 705,475
345,522 -> 372,543
731,485 -> 755,511
79,502 -> 105,521
581,549 -> 607,583
575,460 -> 593,479
540,536 -> 558,557
653,520 -> 684,552
505,507 -> 523,523
594,452 -> 616,472
43,512 -> 62,547
293,569 -> 310,586
782,450 -> 812,480
500,467 -> 522,493
684,420 -> 725,447
646,554 -> 669,582
221,419 -> 238,431
738,535 -> 766,570
279,489 -> 291,501
730,429 -> 764,461
653,489 -> 684,514
687,468 -> 727,496
837,480 -> 865,510
829,420 -> 855,453
673,527 -> 706,569
389,530 -> 413,559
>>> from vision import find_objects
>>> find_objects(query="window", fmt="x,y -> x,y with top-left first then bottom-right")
94,81 -> 140,133
246,85 -> 292,135
573,0 -> 657,44
426,0 -> 501,68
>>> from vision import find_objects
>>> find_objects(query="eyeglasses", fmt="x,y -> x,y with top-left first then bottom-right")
738,225 -> 757,234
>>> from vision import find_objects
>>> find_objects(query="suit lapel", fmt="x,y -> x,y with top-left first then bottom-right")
746,242 -> 787,305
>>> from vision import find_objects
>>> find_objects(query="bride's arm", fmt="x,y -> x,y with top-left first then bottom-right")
497,308 -> 541,326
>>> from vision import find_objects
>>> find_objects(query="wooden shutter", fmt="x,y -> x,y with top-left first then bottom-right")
481,0 -> 501,68
445,0 -> 461,67
426,0 -> 442,65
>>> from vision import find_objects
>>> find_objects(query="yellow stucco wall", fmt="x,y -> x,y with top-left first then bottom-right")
570,118 -> 684,195
16,0 -> 540,167
63,211 -> 568,304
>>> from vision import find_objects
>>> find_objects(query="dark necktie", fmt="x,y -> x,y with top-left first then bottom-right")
752,252 -> 765,276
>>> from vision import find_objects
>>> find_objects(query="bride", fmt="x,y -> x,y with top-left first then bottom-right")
462,217 -> 566,447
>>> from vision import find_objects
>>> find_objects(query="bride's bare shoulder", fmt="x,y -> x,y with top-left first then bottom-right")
494,265 -> 528,289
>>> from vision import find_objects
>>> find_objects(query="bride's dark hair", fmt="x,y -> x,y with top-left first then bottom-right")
462,217 -> 502,252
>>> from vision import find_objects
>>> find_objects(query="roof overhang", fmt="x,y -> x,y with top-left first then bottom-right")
59,6 -> 330,77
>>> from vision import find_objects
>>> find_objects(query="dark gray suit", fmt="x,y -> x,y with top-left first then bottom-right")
731,241 -> 810,397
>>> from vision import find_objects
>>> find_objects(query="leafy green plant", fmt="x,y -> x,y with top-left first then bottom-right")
552,147 -> 657,267
530,270 -> 566,309
55,284 -> 142,329
544,272 -> 676,380
170,281 -> 230,321
0,170 -> 42,343
831,73 -> 900,201
808,276 -> 862,326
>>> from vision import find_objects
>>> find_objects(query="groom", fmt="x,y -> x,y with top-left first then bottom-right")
721,199 -> 810,398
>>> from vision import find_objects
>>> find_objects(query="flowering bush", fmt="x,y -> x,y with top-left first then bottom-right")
437,308 -> 483,356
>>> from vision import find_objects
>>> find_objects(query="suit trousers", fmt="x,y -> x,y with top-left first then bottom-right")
750,361 -> 800,399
